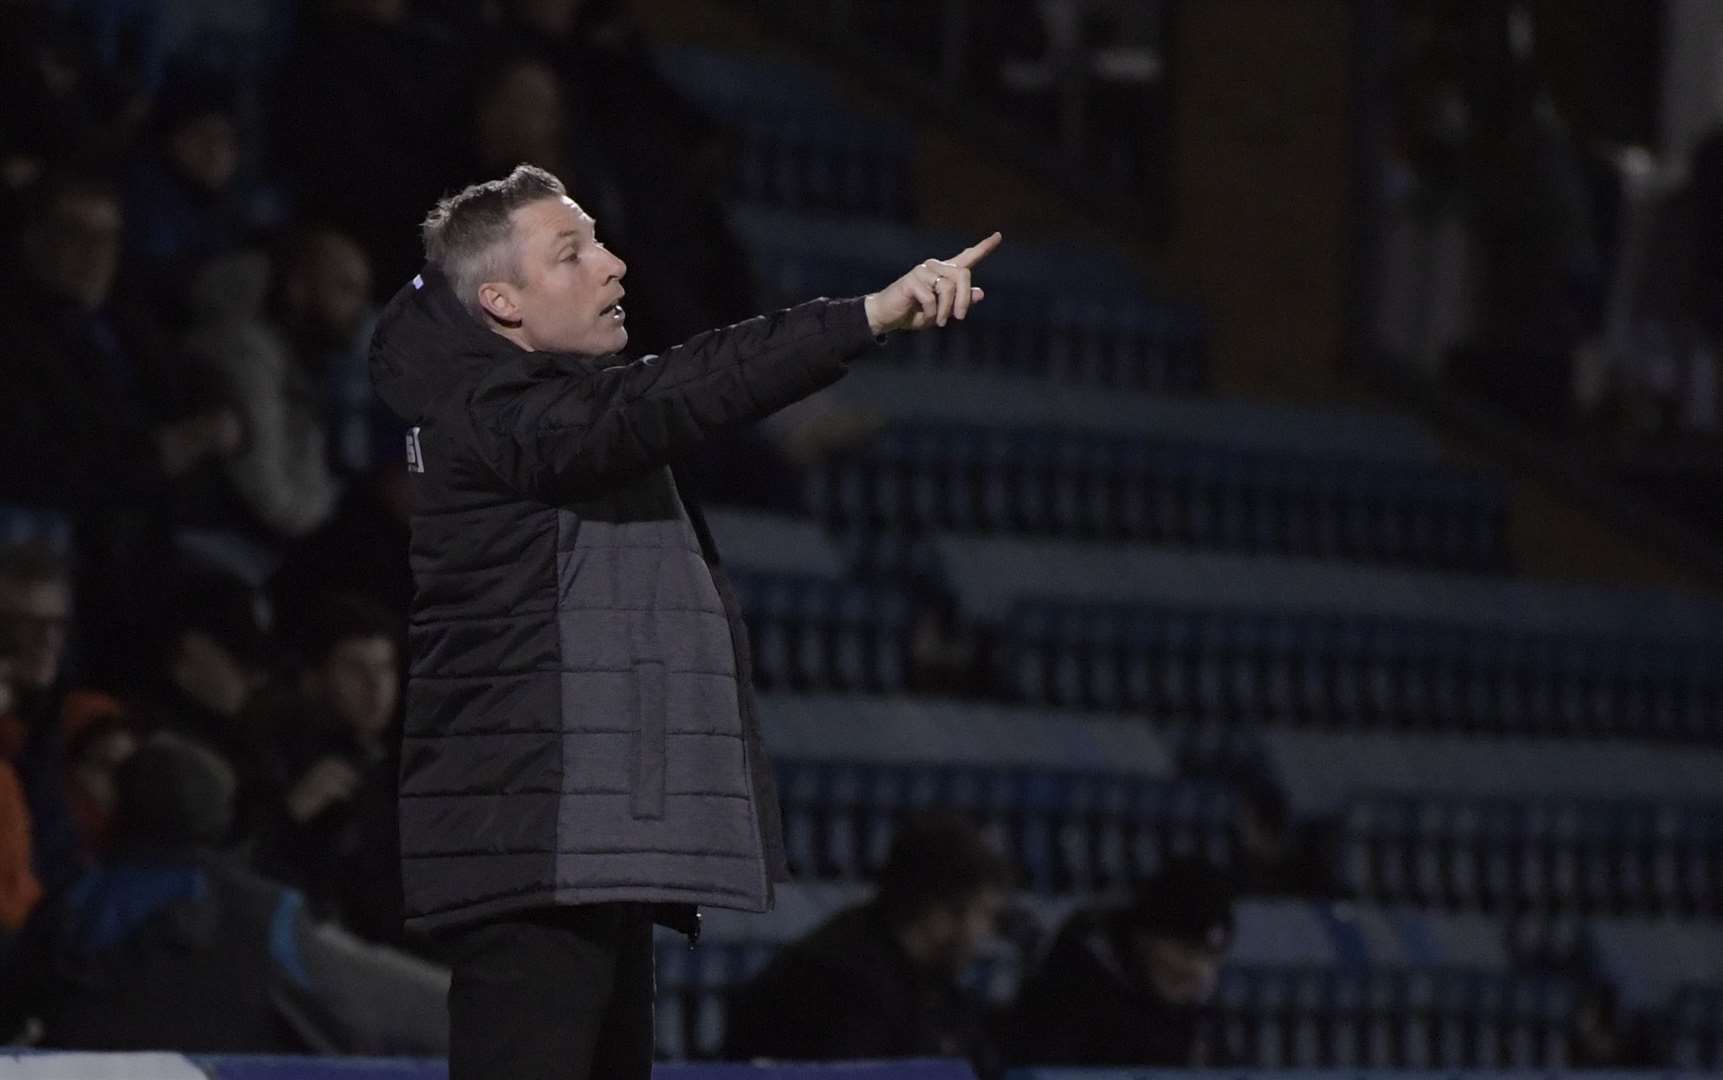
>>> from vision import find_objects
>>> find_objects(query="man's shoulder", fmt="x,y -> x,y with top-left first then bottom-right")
1036,907 -> 1132,988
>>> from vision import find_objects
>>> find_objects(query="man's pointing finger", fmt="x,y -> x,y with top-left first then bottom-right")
950,231 -> 1003,270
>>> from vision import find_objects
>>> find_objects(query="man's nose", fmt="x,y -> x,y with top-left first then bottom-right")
609,251 -> 628,280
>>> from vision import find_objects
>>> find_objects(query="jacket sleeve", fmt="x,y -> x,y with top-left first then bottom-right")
465,296 -> 878,501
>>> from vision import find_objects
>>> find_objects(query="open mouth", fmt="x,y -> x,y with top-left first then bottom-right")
601,300 -> 626,321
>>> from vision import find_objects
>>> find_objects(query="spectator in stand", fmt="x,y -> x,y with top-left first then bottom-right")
62,711 -> 139,858
0,170 -> 242,513
490,0 -> 757,351
269,462 -> 413,649
459,55 -> 629,305
0,542 -> 119,899
121,72 -> 260,321
130,570 -> 277,834
0,3 -> 149,187
0,731 -> 449,1053
183,225 -> 372,542
1584,128 -> 1723,440
271,0 -> 469,294
1229,767 -> 1335,898
0,169 -> 249,687
0,649 -> 43,937
252,593 -> 404,938
1569,981 -> 1658,1068
724,811 -> 1013,1078
1008,858 -> 1235,1067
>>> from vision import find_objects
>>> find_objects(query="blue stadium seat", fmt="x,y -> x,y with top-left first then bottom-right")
1216,966 -> 1575,1068
651,46 -> 915,219
768,760 -> 1233,893
1337,792 -> 1723,918
725,569 -> 914,694
998,597 -> 1723,744
812,422 -> 1508,570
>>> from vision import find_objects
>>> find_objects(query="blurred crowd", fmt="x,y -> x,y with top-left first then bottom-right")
1378,1 -> 1723,450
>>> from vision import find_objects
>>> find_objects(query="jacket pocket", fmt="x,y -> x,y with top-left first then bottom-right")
630,660 -> 667,820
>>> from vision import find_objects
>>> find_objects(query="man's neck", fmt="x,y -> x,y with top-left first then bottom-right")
489,323 -> 536,352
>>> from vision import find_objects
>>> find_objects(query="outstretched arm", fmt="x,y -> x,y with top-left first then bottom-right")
865,231 -> 1003,334
473,231 -> 1005,501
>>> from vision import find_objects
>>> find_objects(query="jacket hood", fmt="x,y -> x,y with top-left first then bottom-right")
367,264 -> 516,423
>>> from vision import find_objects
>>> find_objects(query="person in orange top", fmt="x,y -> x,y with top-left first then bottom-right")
0,653 -> 43,932
0,543 -> 96,897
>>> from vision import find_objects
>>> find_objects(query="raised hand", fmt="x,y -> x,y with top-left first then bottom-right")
864,231 -> 1003,335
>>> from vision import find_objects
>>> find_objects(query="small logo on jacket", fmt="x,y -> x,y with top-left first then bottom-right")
406,427 -> 425,473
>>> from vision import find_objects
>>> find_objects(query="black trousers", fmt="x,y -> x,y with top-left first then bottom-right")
444,903 -> 655,1080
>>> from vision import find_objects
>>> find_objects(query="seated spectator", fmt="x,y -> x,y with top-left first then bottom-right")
0,4 -> 148,185
271,0 -> 468,294
0,650 -> 41,936
0,542 -> 115,899
725,810 -> 1013,1078
1584,129 -> 1723,441
490,0 -> 757,350
1008,858 -> 1235,1067
269,462 -> 413,648
0,731 -> 448,1053
1229,767 -> 1334,897
122,71 -> 262,320
906,584 -> 986,697
129,571 -> 277,833
458,54 -> 628,294
62,711 -> 139,858
1569,981 -> 1657,1068
0,170 -> 242,513
183,225 -> 373,541
251,593 -> 403,934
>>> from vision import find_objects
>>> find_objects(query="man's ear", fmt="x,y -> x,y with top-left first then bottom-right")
477,281 -> 521,326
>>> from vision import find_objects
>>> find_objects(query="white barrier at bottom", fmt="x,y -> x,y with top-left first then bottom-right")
0,1054 -> 208,1080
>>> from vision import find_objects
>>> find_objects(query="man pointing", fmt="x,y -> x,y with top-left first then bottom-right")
368,164 -> 999,1080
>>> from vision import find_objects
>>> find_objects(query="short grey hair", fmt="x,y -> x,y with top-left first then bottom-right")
420,164 -> 567,320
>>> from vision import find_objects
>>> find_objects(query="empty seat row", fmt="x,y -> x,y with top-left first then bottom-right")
727,207 -> 1202,392
818,366 -> 1444,458
654,941 -> 1578,1068
650,46 -> 914,219
724,112 -> 915,219
1266,731 -> 1723,814
806,422 -> 1506,569
774,276 -> 1206,390
1340,795 -> 1723,918
755,693 -> 1176,776
773,760 -> 1235,892
1215,966 -> 1578,1069
724,569 -> 915,694
873,295 -> 1206,392
998,601 -> 1723,742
